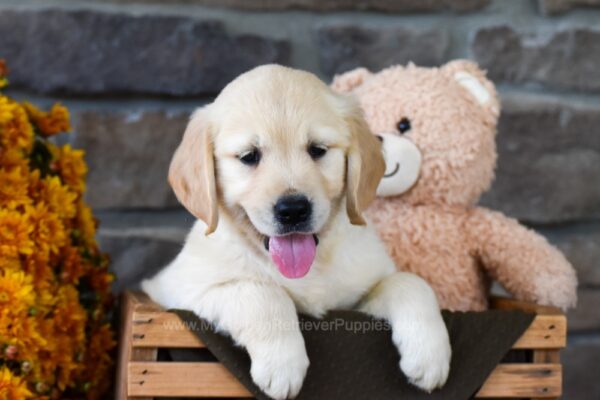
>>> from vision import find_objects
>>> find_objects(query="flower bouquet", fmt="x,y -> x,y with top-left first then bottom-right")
0,60 -> 115,399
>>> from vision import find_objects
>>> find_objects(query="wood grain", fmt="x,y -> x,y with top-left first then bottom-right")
475,363 -> 562,398
132,310 -> 206,349
130,309 -> 566,351
116,293 -> 134,400
128,362 -> 253,398
512,314 -> 566,349
490,296 -> 562,316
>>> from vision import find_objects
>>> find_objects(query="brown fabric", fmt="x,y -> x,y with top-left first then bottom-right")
170,309 -> 534,400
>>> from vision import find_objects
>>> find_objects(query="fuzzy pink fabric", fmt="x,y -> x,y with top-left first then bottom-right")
333,60 -> 577,311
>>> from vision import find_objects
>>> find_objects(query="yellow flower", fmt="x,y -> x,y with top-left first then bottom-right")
41,285 -> 86,390
0,74 -> 114,398
22,252 -> 53,291
0,167 -> 31,209
0,367 -> 32,400
0,148 -> 28,171
0,269 -> 35,312
0,96 -> 34,152
27,203 -> 67,257
34,176 -> 77,220
0,270 -> 46,373
0,209 -> 34,258
22,103 -> 70,137
76,201 -> 97,246
0,256 -> 20,272
0,316 -> 46,375
54,145 -> 87,194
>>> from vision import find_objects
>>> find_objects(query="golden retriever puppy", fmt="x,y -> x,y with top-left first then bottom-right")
142,65 -> 451,399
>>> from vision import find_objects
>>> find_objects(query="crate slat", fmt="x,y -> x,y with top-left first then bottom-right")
512,314 -> 566,349
475,363 -> 561,398
132,311 -> 206,348
129,361 -> 561,398
128,361 -> 252,397
131,310 -> 565,350
489,297 -> 562,316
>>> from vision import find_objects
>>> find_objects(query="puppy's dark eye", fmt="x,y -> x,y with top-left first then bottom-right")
239,149 -> 261,166
308,144 -> 327,159
397,117 -> 411,134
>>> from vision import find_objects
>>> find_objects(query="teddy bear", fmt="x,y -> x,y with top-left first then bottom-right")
332,60 -> 577,311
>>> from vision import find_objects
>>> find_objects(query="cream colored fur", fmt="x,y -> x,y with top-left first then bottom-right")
142,65 -> 451,399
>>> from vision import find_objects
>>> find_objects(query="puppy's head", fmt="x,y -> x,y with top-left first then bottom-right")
169,65 -> 384,277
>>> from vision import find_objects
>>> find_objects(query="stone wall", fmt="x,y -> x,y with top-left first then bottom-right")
1,0 -> 599,397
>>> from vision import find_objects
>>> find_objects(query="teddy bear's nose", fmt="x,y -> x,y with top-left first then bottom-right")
375,135 -> 384,142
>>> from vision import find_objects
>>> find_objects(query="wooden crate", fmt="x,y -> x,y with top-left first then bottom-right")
116,291 -> 566,399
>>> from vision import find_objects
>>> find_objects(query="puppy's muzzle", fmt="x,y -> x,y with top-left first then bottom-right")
274,195 -> 312,227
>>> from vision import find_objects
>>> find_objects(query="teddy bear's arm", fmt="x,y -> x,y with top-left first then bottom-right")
466,207 -> 577,310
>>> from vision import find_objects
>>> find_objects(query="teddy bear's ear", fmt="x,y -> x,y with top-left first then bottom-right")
442,60 -> 500,118
331,67 -> 372,93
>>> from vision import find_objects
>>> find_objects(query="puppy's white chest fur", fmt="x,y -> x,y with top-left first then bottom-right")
277,221 -> 395,315
142,216 -> 394,317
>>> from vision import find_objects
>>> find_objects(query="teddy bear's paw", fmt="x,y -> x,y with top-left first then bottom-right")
249,338 -> 309,400
533,268 -> 578,310
395,320 -> 451,392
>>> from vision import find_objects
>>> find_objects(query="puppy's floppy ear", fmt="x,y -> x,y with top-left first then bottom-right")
169,108 -> 218,235
345,102 -> 386,225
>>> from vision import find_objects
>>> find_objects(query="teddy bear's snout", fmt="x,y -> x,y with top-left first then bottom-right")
375,132 -> 422,198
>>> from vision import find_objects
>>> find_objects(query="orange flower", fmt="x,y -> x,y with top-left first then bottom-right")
35,176 -> 77,220
82,324 -> 116,399
0,269 -> 35,313
76,201 -> 97,246
0,256 -> 20,272
49,285 -> 87,390
0,367 -> 32,399
0,96 -> 34,152
0,167 -> 32,209
54,145 -> 87,194
22,252 -> 53,291
89,267 -> 114,298
58,246 -> 85,284
0,148 -> 29,170
27,203 -> 67,257
22,102 -> 70,137
0,70 -> 114,399
0,209 -> 34,258
0,270 -> 46,374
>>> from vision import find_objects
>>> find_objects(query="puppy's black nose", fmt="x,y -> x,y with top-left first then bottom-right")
274,195 -> 312,226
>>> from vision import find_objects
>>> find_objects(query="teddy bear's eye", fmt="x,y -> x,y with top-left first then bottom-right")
397,117 -> 411,134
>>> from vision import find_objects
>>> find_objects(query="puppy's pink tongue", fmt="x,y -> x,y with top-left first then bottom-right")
269,234 -> 316,279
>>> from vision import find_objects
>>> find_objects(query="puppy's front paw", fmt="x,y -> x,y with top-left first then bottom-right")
250,339 -> 309,399
394,320 -> 451,392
